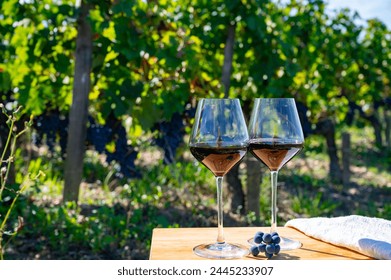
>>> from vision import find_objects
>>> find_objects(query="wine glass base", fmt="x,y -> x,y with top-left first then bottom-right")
248,237 -> 302,251
193,242 -> 249,259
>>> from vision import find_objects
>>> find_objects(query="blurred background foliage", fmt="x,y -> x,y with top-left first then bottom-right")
0,0 -> 390,259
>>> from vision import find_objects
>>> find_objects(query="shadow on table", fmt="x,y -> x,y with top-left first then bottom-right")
298,247 -> 367,260
246,246 -> 368,260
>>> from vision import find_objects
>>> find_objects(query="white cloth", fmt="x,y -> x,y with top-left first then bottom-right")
285,215 -> 391,260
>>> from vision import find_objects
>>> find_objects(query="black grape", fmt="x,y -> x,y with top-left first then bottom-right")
87,119 -> 113,154
153,112 -> 185,164
33,110 -> 66,154
103,121 -> 140,178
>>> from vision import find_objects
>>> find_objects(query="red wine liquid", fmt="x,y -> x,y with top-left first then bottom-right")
190,145 -> 247,177
249,140 -> 303,171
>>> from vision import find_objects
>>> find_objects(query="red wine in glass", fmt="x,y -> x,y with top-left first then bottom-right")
247,98 -> 304,251
190,145 -> 247,177
189,98 -> 249,259
248,139 -> 303,171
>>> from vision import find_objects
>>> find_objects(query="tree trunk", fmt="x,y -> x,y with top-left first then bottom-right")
220,22 -> 245,213
351,102 -> 383,148
315,118 -> 342,183
367,113 -> 382,148
221,23 -> 235,97
225,164 -> 245,214
63,1 -> 92,203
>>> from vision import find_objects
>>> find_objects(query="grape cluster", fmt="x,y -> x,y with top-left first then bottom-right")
87,116 -> 140,178
152,103 -> 196,165
105,124 -> 139,178
153,112 -> 185,164
33,110 -> 68,155
87,118 -> 113,154
250,231 -> 281,259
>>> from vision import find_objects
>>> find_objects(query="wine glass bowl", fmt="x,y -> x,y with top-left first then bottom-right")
189,98 -> 249,259
189,146 -> 247,177
248,98 -> 304,250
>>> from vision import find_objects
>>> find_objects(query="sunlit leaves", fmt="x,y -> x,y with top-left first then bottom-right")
2,0 -> 19,18
0,0 -> 78,115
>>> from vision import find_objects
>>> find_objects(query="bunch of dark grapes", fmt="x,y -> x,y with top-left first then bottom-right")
295,101 -> 312,137
87,117 -> 139,178
87,117 -> 112,153
34,113 -> 58,151
33,110 -> 68,155
250,231 -> 281,259
183,102 -> 196,120
153,112 -> 185,164
58,116 -> 68,155
105,125 -> 139,178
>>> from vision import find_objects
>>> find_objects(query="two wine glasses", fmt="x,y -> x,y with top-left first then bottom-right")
189,98 -> 304,259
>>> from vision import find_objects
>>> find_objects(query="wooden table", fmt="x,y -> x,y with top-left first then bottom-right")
149,227 -> 373,260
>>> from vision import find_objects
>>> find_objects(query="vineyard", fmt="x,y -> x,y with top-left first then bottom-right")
0,0 -> 390,260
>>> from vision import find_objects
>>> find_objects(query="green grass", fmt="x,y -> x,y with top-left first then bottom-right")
291,190 -> 340,217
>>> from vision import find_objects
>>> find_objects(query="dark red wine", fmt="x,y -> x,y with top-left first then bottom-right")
249,140 -> 303,171
190,145 -> 247,177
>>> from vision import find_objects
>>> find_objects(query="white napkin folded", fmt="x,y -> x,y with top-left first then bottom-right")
285,215 -> 391,260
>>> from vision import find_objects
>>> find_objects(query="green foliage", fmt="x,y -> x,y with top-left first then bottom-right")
119,159 -> 214,210
1,0 -> 77,114
291,191 -> 340,217
258,174 -> 273,225
356,201 -> 391,220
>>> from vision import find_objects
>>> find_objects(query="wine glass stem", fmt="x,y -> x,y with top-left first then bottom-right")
216,176 -> 225,243
270,171 -> 278,233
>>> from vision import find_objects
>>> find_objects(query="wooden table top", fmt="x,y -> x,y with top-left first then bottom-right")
149,227 -> 373,260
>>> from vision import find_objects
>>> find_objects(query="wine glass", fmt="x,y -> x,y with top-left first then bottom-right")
247,98 -> 304,251
189,98 -> 249,259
